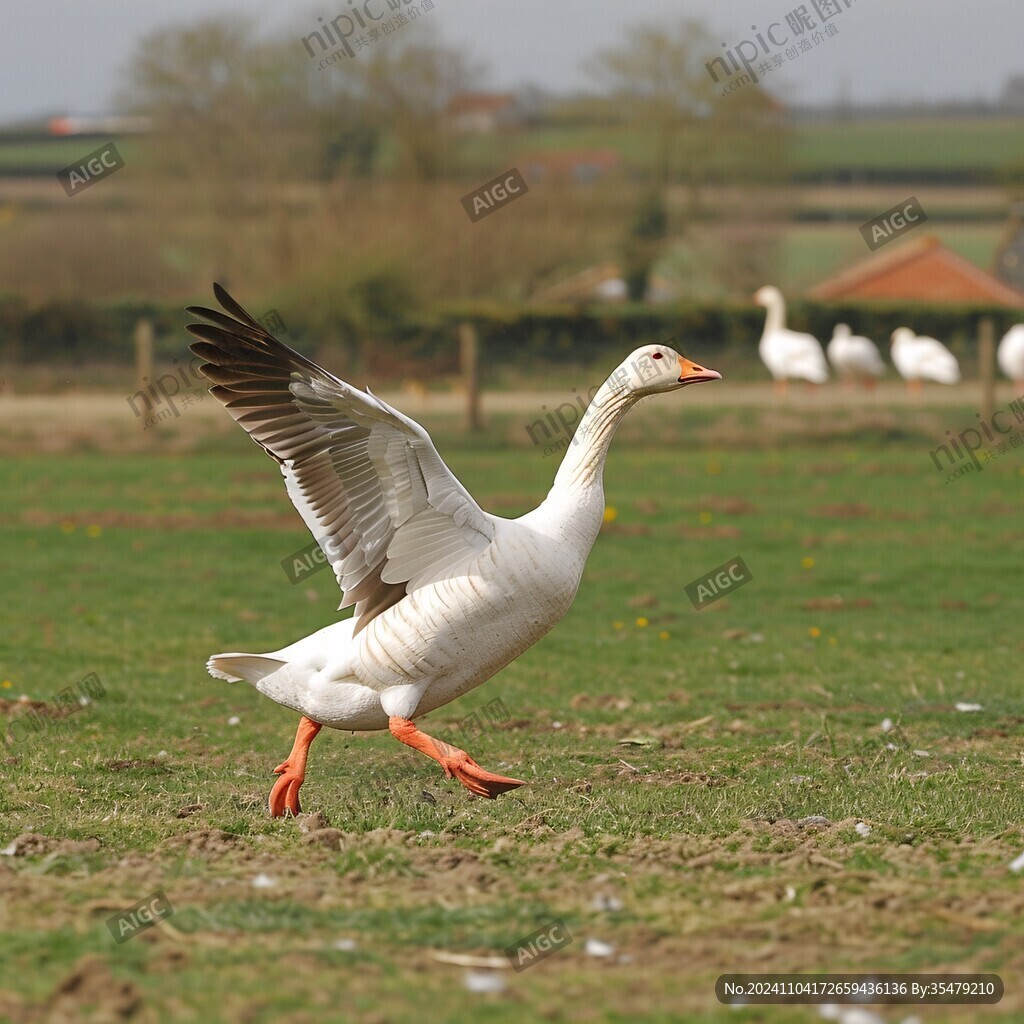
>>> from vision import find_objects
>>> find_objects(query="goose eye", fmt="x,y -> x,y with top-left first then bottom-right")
652,352 -> 663,360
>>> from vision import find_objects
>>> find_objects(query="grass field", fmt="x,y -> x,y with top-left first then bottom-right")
0,402 -> 1022,1022
657,223 -> 1005,298
0,139 -> 142,175
775,224 -> 1005,293
789,119 -> 1024,174
454,118 -> 1024,177
3,116 -> 1023,182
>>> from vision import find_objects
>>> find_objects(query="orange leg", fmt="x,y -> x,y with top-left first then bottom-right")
773,378 -> 788,398
388,716 -> 526,798
269,716 -> 322,817
907,378 -> 923,396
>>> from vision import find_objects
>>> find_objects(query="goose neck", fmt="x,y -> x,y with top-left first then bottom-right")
540,379 -> 639,542
761,292 -> 786,335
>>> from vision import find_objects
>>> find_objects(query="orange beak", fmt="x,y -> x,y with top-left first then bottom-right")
678,355 -> 722,385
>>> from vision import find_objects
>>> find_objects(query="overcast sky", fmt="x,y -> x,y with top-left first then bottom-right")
0,0 -> 1018,123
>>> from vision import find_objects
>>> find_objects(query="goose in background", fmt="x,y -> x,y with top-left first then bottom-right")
997,324 -> 1024,389
827,323 -> 886,388
754,285 -> 828,396
890,327 -> 960,394
186,285 -> 722,816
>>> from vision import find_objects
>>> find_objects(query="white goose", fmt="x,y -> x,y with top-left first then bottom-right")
890,327 -> 960,393
187,285 -> 721,816
827,323 -> 886,387
997,324 -> 1024,388
754,285 -> 828,395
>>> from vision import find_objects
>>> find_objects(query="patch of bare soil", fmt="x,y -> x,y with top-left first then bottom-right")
0,955 -> 143,1024
0,819 -> 1020,1020
689,496 -> 756,515
104,759 -> 169,773
15,508 -> 298,532
600,522 -> 653,537
155,828 -> 242,857
598,767 -> 731,788
0,833 -> 101,858
811,502 -> 874,518
676,524 -> 742,540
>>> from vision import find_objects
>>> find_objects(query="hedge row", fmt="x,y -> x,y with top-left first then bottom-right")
1,295 -> 1020,378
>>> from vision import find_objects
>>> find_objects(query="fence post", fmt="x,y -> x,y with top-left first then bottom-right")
978,316 -> 994,428
457,321 -> 483,432
134,318 -> 154,401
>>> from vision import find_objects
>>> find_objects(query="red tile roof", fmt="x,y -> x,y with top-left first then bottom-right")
808,234 -> 1024,307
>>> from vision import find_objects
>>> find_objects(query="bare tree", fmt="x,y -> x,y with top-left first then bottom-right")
357,27 -> 484,180
586,18 -> 790,297
586,20 -> 722,193
116,17 -> 342,281
116,18 -> 321,195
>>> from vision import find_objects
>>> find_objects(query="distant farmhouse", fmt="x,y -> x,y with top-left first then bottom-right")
445,93 -> 521,135
809,234 -> 1024,307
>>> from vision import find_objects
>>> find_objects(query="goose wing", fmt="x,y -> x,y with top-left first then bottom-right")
775,330 -> 828,382
998,325 -> 1024,378
846,336 -> 885,375
915,337 -> 960,381
186,284 -> 495,633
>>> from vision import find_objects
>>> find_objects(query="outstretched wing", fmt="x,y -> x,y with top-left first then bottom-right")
186,284 -> 494,633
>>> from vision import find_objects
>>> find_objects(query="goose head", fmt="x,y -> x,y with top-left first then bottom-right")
891,327 -> 914,349
753,285 -> 783,308
617,344 -> 721,397
833,323 -> 851,339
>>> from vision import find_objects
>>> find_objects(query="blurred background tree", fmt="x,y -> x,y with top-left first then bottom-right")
358,28 -> 484,181
586,19 -> 791,299
115,17 -> 320,285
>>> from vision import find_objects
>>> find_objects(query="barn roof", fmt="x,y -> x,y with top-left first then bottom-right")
808,234 -> 1024,307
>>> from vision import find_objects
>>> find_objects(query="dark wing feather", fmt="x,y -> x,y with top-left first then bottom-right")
186,284 -> 494,633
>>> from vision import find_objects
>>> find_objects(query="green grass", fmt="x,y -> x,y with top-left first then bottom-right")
648,222 -> 1002,302
0,139 -> 142,173
777,224 -> 1006,291
453,118 -> 1024,178
791,118 -> 1024,173
5,116 -> 1020,182
0,421 -> 1022,1022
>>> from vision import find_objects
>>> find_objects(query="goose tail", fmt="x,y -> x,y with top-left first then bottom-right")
206,654 -> 287,684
